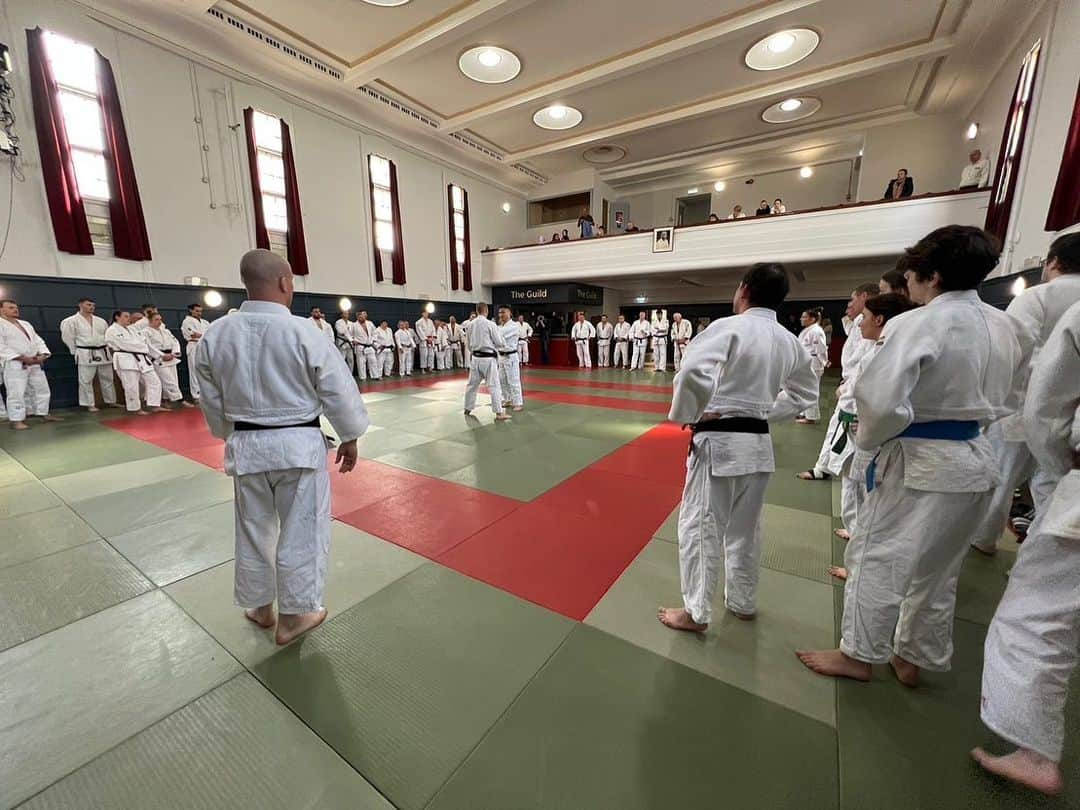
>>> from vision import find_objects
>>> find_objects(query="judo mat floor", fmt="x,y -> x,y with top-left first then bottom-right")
1,366 -> 1078,809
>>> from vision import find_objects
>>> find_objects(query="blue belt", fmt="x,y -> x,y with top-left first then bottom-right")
866,420 -> 980,492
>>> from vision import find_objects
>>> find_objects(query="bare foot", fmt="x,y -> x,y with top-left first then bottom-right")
275,609 -> 327,645
42,415 -> 63,422
244,605 -> 276,628
828,566 -> 849,581
971,747 -> 1064,796
12,421 -> 29,431
795,648 -> 872,681
150,406 -> 170,413
729,608 -> 756,621
495,413 -> 512,421
971,543 -> 997,557
87,406 -> 100,413
657,607 -> 708,632
513,406 -> 524,412
834,528 -> 851,541
105,402 -> 123,409
890,655 -> 920,687
134,410 -> 150,416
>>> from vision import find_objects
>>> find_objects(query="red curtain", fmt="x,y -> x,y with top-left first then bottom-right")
388,160 -> 406,285
25,28 -> 93,255
243,107 -> 270,251
1046,76 -> 1080,232
280,120 -> 309,275
447,185 -> 459,290
96,51 -> 151,261
462,187 -> 473,292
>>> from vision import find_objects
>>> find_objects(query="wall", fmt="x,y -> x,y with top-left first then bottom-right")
0,0 -> 527,299
856,113 -> 968,201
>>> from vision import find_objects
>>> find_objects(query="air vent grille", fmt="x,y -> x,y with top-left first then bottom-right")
447,132 -> 503,162
512,164 -> 548,183
358,85 -> 440,129
207,6 -> 343,80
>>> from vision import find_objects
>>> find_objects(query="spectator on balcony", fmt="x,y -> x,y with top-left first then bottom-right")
756,200 -> 772,216
551,232 -> 561,242
578,208 -> 595,239
959,149 -> 991,190
625,221 -> 641,233
708,213 -> 721,223
596,226 -> 607,237
562,228 -> 571,242
728,205 -> 746,220
883,168 -> 914,200
773,198 -> 787,213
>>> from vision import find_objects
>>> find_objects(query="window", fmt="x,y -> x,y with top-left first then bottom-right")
251,110 -> 288,255
370,154 -> 395,252
527,191 -> 591,228
451,185 -> 466,264
448,184 -> 472,291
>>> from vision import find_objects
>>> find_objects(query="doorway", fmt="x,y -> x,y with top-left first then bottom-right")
676,194 -> 711,226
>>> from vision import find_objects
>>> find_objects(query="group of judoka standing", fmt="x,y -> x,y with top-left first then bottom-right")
659,226 -> 1080,797
569,310 -> 695,371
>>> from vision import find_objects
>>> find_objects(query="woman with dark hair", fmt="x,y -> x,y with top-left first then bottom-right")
562,228 -> 571,242
879,266 -> 909,296
755,200 -> 772,216
773,198 -> 786,213
796,308 -> 828,424
708,213 -> 721,223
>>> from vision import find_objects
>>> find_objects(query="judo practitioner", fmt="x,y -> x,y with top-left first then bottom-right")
497,306 -> 524,411
797,284 -> 878,480
434,320 -> 450,370
671,312 -> 693,371
970,232 -> 1080,554
145,312 -> 195,408
658,264 -> 816,631
463,303 -> 509,421
193,249 -> 369,646
517,315 -> 533,365
106,311 -> 165,415
352,311 -> 379,381
596,315 -> 613,368
0,300 -> 60,430
797,226 -> 1027,686
309,307 -> 335,342
612,314 -> 631,369
181,304 -> 212,402
630,311 -> 651,370
334,310 -> 356,375
60,298 -> 118,411
395,321 -> 415,376
375,320 -> 396,377
447,316 -> 464,368
571,312 -> 596,368
462,311 -> 477,367
879,267 -> 909,297
651,311 -> 670,372
973,299 -> 1080,797
416,311 -> 437,371
796,308 -> 829,424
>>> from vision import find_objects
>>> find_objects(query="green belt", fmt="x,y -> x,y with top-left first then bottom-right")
831,410 -> 858,454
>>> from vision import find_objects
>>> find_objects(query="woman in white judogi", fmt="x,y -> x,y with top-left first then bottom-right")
106,311 -> 164,414
497,307 -> 524,411
973,299 -> 1080,797
0,300 -> 56,429
144,312 -> 194,408
60,299 -> 118,411
796,308 -> 828,423
395,322 -> 415,376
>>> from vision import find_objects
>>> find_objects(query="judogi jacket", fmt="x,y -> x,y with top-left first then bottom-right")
671,319 -> 693,345
181,316 -> 211,345
395,329 -> 415,349
498,320 -> 521,357
144,325 -> 182,367
375,327 -> 396,351
106,323 -> 154,373
0,318 -> 50,368
613,321 -> 632,342
798,324 -> 829,373
415,316 -> 437,345
630,319 -> 651,341
596,321 -> 614,345
571,320 -> 596,341
310,317 -> 335,341
466,315 -> 506,354
60,314 -> 111,366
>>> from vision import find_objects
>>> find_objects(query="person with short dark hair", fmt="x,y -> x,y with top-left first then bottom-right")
309,306 -> 334,342
577,207 -> 594,238
106,310 -> 166,415
496,305 -> 524,411
60,297 -> 119,411
773,198 -> 786,214
0,299 -> 60,429
708,213 -> 721,223
464,302 -> 510,420
797,225 -> 1028,686
181,303 -> 211,402
659,263 -> 817,632
879,265 -> 909,296
884,168 -> 914,199
571,311 -> 596,368
755,200 -> 772,216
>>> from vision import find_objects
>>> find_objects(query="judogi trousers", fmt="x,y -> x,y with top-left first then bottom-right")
233,465 -> 331,614
419,342 -> 435,370
337,342 -> 356,375
185,343 -> 202,399
3,362 -> 50,422
673,342 -> 688,371
398,348 -> 413,376
77,363 -> 116,407
800,367 -> 823,421
597,342 -> 611,367
436,347 -> 448,370
631,339 -> 648,370
519,339 -> 529,365
378,348 -> 394,377
678,437 -> 771,622
575,339 -> 592,368
451,344 -> 464,368
653,338 -> 667,372
613,340 -> 630,368
118,368 -> 161,411
840,443 -> 990,670
355,346 -> 379,380
154,364 -> 183,402
464,357 -> 504,415
498,354 -> 523,408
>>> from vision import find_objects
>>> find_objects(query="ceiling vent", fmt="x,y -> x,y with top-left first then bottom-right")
206,6 -> 343,80
583,145 -> 627,165
512,164 -> 548,183
447,131 -> 503,161
358,85 -> 440,129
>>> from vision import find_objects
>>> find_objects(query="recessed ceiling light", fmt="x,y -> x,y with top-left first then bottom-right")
533,104 -> 582,130
800,166 -> 814,179
361,0 -> 411,5
459,46 -> 520,84
745,28 -> 819,71
714,181 -> 726,192
762,96 -> 821,123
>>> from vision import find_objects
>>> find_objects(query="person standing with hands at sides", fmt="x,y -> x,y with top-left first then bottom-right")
193,250 -> 369,646
883,168 -> 914,199
435,320 -> 450,371
797,226 -> 1027,686
334,308 -> 356,375
596,315 -> 614,368
61,297 -> 118,412
658,264 -> 817,631
352,311 -> 379,381
394,321 -> 415,376
612,314 -> 631,369
447,316 -> 464,368
461,311 -> 478,367
309,307 -> 334,342
497,306 -> 525,412
416,310 -> 436,372
652,310 -> 670,372
145,312 -> 196,409
516,314 -> 533,365
0,299 -> 62,430
107,311 -> 166,415
671,312 -> 693,371
796,309 -> 829,424
571,312 -> 596,369
463,303 -> 510,421
181,304 -> 212,402
375,320 -> 396,378
630,311 -> 651,370
578,206 -> 594,239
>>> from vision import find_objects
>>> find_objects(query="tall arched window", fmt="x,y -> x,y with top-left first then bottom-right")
448,184 -> 472,291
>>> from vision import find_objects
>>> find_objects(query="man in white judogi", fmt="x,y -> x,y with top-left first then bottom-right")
0,300 -> 60,430
145,312 -> 195,408
375,320 -> 396,377
651,311 -> 670,372
193,250 -> 368,646
434,320 -> 450,370
447,316 -> 464,368
630,311 -> 651,370
798,226 -> 1027,686
970,233 -> 1080,554
309,307 -> 335,343
395,321 -> 415,376
60,297 -> 118,412
334,310 -> 356,375
596,315 -> 614,368
612,314 -> 631,369
973,299 -> 1080,797
106,311 -> 165,415
416,311 -> 436,371
571,312 -> 595,368
181,304 -> 212,402
659,264 -> 816,631
461,311 -> 477,367
497,306 -> 524,411
671,312 -> 693,371
352,311 -> 379,381
516,315 -> 533,365
464,303 -> 510,421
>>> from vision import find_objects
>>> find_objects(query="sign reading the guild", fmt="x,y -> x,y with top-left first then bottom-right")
495,283 -> 603,307
509,287 -> 550,301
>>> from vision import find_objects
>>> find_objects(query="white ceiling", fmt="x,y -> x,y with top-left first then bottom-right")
82,0 -> 1044,192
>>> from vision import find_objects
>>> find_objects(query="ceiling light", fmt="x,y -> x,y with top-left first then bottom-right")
714,181 -> 726,192
687,187 -> 699,194
779,98 -> 802,112
203,290 -> 223,308
533,104 -> 582,130
800,166 -> 813,179
966,122 -> 979,140
582,145 -> 627,164
361,0 -> 412,6
339,297 -> 353,312
1010,277 -> 1027,297
501,202 -> 511,213
635,295 -> 648,304
458,46 -> 520,84
762,96 -> 821,124
745,28 -> 819,71
425,302 -> 436,314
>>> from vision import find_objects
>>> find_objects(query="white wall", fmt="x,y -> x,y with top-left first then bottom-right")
0,0 -> 527,299
856,113 -> 968,201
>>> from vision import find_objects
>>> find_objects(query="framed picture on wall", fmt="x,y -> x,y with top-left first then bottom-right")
652,227 -> 674,253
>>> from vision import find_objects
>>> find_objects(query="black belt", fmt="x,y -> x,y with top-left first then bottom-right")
688,417 -> 769,454
653,334 -> 668,339
497,350 -> 518,356
575,338 -> 590,343
616,338 -> 629,342
472,350 -> 496,358
76,344 -> 106,350
234,417 -> 321,431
